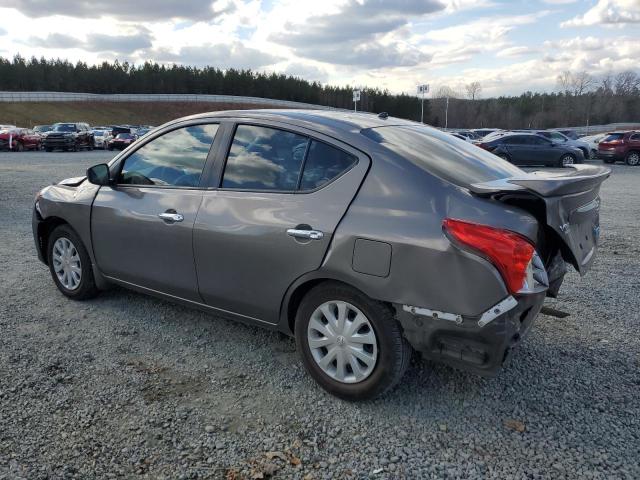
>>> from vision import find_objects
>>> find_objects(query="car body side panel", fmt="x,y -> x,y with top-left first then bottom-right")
33,181 -> 109,288
277,144 -> 540,330
193,150 -> 371,325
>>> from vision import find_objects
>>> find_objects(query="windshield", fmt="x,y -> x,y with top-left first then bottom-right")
603,133 -> 624,142
94,131 -> 104,136
53,124 -> 76,132
362,125 -> 523,188
34,125 -> 51,132
116,133 -> 133,139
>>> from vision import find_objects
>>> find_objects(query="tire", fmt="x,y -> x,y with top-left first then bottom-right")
625,151 -> 640,166
47,225 -> 98,301
589,149 -> 597,160
294,282 -> 412,401
15,142 -> 24,152
558,154 -> 575,167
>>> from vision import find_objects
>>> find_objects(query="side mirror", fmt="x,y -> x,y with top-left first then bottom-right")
87,163 -> 111,186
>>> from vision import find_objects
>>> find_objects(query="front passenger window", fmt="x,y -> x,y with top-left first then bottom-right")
119,124 -> 218,187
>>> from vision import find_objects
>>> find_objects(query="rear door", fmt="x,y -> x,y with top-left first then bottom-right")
91,123 -> 220,300
193,122 -> 370,324
504,135 -> 528,165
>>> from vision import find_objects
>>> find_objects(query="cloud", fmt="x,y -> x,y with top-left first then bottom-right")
495,46 -> 538,58
25,28 -> 153,54
562,0 -> 640,27
85,32 -> 153,53
152,42 -> 282,69
25,33 -> 80,49
271,0 -> 443,68
1,0 -> 232,21
284,63 -> 329,83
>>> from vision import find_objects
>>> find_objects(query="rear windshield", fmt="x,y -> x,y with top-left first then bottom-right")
361,125 -> 523,187
602,133 -> 624,142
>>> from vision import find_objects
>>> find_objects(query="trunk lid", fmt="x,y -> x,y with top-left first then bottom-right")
469,164 -> 610,274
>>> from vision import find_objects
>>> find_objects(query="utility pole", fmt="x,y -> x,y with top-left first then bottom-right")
353,89 -> 361,112
417,84 -> 429,123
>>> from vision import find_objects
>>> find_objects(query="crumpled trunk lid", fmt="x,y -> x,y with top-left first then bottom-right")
469,164 -> 610,274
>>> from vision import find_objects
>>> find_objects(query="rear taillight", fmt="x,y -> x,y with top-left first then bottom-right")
443,218 -> 535,294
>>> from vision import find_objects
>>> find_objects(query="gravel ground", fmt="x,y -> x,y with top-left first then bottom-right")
0,151 -> 638,480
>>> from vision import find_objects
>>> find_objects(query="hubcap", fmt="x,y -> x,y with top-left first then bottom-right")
562,155 -> 574,166
307,300 -> 378,384
629,153 -> 639,165
52,237 -> 82,291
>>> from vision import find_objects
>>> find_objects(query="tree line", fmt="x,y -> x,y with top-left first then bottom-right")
429,70 -> 640,129
0,55 -> 423,121
1,56 -> 638,128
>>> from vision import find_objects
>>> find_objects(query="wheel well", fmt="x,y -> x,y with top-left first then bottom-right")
285,278 -> 378,334
37,217 -> 69,264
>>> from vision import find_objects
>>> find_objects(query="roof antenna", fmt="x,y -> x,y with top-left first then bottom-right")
378,112 -> 389,119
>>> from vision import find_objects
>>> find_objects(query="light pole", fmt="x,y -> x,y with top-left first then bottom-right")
445,96 -> 449,129
417,84 -> 429,123
353,89 -> 361,112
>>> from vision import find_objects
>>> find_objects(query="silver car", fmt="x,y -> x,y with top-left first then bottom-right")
32,110 -> 610,400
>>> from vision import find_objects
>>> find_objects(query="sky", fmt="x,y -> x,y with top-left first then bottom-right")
0,0 -> 638,98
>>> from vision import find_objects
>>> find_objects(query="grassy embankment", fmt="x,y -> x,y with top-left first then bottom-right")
0,101 -> 283,127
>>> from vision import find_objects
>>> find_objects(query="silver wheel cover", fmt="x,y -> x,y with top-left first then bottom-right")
52,237 -> 82,291
628,153 -> 639,165
307,300 -> 378,384
562,155 -> 574,166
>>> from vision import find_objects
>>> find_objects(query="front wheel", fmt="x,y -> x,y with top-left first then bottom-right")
625,151 -> 640,166
295,282 -> 412,401
47,225 -> 98,300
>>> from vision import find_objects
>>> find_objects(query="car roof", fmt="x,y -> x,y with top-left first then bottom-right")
178,109 -> 417,135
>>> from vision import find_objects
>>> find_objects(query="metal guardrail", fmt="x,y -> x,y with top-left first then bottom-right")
0,91 -> 339,110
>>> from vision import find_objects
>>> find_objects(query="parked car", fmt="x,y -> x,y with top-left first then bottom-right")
477,132 -> 584,167
92,129 -> 113,149
554,129 -> 579,140
451,130 -> 480,141
471,128 -> 499,138
107,132 -> 137,150
32,110 -> 609,400
533,130 -> 591,159
33,125 -> 53,135
580,133 -> 607,159
597,131 -> 640,165
0,127 -> 42,151
110,125 -> 133,137
43,123 -> 94,152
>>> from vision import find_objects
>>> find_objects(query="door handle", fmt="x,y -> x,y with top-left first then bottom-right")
287,228 -> 324,240
158,212 -> 184,222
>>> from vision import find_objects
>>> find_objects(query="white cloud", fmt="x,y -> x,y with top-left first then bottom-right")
562,0 -> 640,27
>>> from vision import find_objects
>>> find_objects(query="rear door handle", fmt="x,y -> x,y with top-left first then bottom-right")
158,212 -> 184,223
287,228 -> 324,240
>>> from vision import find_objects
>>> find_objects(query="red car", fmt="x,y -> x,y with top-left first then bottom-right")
0,128 -> 42,151
598,131 -> 640,166
108,132 -> 137,150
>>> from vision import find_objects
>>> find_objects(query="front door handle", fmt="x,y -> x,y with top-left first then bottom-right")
287,228 -> 324,240
158,212 -> 184,223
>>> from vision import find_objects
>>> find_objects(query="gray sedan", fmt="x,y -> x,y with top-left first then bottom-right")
32,110 -> 609,400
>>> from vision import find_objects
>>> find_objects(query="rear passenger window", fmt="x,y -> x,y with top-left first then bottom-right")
300,141 -> 357,190
221,125 -> 308,191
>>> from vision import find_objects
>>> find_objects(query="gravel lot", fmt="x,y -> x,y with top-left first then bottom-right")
0,150 -> 638,479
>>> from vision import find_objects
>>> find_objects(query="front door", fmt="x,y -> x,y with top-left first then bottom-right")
193,123 -> 370,324
91,123 -> 219,301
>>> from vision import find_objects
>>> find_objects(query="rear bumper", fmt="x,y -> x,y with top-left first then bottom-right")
397,291 -> 546,376
597,150 -> 623,161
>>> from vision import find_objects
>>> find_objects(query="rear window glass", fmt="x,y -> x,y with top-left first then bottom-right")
362,125 -> 522,187
602,133 -> 624,142
300,141 -> 357,190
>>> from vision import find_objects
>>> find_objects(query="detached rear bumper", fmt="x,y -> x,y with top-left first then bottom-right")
397,291 -> 546,376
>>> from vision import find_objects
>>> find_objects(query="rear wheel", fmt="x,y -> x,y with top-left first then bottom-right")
625,151 -> 640,166
47,225 -> 98,300
559,154 -> 575,167
295,282 -> 412,401
15,141 -> 24,152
